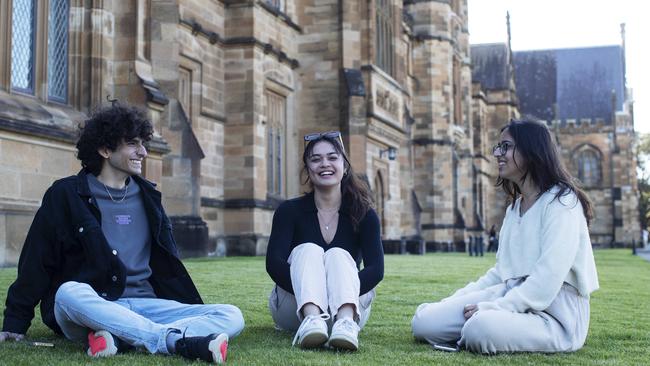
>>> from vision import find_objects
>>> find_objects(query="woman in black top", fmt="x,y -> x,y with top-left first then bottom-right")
266,131 -> 384,351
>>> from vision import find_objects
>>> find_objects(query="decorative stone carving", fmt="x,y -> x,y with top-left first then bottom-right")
376,86 -> 399,117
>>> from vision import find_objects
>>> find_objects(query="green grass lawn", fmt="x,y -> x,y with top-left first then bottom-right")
1,249 -> 648,365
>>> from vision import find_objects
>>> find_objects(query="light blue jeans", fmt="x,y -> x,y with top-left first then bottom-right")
54,281 -> 244,354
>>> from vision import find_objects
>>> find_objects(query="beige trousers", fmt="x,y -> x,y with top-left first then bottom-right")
268,242 -> 375,331
412,279 -> 590,354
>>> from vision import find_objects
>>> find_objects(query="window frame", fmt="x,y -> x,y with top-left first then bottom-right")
46,0 -> 70,103
178,65 -> 193,121
374,0 -> 395,76
451,0 -> 461,15
452,56 -> 462,125
374,170 -> 386,232
9,0 -> 37,95
575,148 -> 602,187
266,0 -> 285,12
264,89 -> 287,198
3,0 -> 71,105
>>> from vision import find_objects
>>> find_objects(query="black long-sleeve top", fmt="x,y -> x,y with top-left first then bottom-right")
265,192 -> 384,296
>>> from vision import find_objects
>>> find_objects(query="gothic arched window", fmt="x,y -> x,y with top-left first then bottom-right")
576,149 -> 601,187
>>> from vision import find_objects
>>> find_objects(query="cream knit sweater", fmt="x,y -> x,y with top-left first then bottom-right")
451,186 -> 599,313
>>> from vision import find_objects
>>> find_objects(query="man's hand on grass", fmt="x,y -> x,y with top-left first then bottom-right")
0,331 -> 25,342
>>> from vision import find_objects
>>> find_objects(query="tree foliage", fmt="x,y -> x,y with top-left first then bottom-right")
637,133 -> 650,230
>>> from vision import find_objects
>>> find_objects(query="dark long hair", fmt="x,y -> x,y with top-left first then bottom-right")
302,135 -> 374,230
497,120 -> 593,225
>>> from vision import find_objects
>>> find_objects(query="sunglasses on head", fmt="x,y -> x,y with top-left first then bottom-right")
303,131 -> 345,152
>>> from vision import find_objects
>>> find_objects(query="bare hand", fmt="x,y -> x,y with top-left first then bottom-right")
463,304 -> 478,320
0,331 -> 25,342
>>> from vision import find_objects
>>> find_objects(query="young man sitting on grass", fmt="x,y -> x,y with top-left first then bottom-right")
0,104 -> 244,363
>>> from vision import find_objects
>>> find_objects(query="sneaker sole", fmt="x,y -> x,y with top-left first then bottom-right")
208,333 -> 229,364
87,330 -> 118,357
328,334 -> 358,351
300,331 -> 329,349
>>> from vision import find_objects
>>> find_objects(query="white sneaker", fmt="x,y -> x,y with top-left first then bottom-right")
292,313 -> 330,348
328,318 -> 360,351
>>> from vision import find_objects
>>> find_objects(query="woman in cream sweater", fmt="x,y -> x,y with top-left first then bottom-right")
412,120 -> 599,354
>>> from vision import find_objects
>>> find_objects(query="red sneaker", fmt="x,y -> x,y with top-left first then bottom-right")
87,330 -> 118,357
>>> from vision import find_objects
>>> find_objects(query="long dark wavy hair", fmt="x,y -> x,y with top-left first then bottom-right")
497,120 -> 593,225
76,104 -> 153,175
302,135 -> 374,230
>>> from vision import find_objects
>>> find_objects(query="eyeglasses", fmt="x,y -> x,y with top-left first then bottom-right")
492,142 -> 515,156
304,131 -> 345,152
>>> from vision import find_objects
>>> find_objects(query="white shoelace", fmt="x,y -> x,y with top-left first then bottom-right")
291,313 -> 331,346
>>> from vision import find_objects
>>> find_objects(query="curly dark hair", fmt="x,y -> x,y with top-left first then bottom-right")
76,104 -> 153,175
301,135 -> 374,231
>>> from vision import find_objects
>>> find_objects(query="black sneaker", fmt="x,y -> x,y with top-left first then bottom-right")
175,333 -> 228,364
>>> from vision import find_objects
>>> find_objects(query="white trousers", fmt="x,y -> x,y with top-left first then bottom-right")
268,243 -> 375,331
412,279 -> 590,354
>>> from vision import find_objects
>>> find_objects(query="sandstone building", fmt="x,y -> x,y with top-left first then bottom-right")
0,0 -> 638,266
472,28 -> 640,247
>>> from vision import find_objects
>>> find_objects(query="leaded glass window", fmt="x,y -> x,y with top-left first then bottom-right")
375,0 -> 394,75
47,0 -> 70,103
11,0 -> 37,93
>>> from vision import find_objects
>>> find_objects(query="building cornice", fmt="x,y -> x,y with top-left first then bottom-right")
179,18 -> 300,69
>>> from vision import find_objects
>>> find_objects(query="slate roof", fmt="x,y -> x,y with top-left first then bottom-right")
514,46 -> 624,122
471,44 -> 625,123
511,49 -> 557,121
471,43 -> 511,90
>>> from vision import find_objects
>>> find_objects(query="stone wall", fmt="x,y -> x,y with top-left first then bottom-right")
552,112 -> 640,246
0,1 -> 169,266
0,0 -> 640,265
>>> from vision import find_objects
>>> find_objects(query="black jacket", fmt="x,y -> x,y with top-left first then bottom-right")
2,170 -> 203,335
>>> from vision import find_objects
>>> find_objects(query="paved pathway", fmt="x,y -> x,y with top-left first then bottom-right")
636,248 -> 650,263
